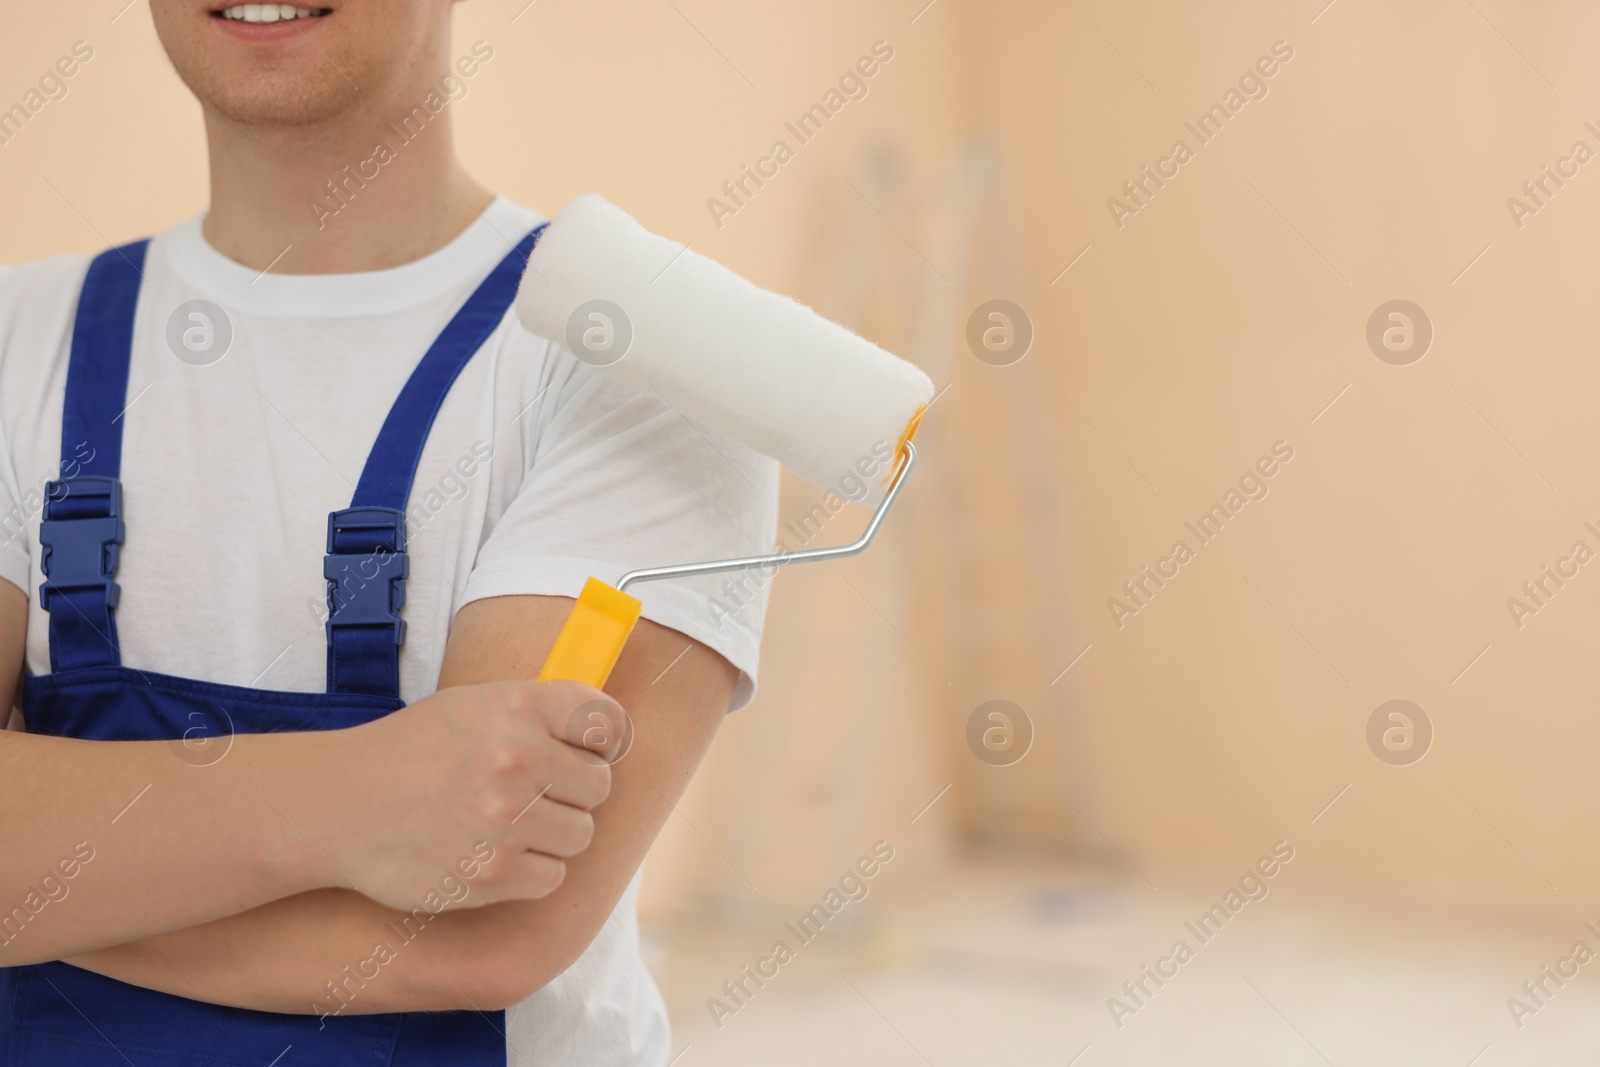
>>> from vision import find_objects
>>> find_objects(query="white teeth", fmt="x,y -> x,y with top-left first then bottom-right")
221,3 -> 321,23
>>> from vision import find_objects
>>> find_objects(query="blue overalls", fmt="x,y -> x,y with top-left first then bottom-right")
0,223 -> 545,1067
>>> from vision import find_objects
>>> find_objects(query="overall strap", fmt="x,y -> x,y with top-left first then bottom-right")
325,226 -> 546,699
40,241 -> 149,672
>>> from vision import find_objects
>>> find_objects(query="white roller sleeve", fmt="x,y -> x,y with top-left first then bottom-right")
514,194 -> 933,501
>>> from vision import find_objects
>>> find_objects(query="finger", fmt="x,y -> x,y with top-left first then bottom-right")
474,726 -> 609,818
502,796 -> 595,858
474,847 -> 568,904
528,679 -> 629,764
526,736 -> 612,810
560,698 -> 632,765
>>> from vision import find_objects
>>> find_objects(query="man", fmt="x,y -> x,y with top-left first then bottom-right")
0,2 -> 776,1064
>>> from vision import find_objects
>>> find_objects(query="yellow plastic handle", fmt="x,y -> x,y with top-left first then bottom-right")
538,577 -> 644,688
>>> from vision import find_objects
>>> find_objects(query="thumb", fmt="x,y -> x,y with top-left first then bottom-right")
531,679 -> 630,764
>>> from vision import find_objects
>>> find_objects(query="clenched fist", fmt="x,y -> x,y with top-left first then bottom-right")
287,678 -> 626,911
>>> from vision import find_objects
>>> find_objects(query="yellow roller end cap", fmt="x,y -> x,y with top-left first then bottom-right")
538,577 -> 644,689
893,404 -> 927,470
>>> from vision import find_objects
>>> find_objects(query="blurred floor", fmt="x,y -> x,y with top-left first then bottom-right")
645,855 -> 1600,1066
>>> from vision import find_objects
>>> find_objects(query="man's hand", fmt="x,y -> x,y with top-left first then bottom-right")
301,678 -> 624,911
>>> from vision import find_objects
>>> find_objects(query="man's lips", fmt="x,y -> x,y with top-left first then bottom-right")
211,5 -> 332,42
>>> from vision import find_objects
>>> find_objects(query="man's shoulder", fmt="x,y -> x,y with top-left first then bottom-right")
0,252 -> 95,375
0,252 -> 93,313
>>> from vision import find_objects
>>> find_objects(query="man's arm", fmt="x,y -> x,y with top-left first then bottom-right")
67,593 -> 733,1013
0,579 -> 615,970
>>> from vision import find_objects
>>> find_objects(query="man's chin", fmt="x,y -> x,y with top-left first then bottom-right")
152,0 -> 439,133
195,76 -> 363,128
156,6 -> 378,129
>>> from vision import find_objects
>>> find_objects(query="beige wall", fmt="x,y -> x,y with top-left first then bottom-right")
9,1 -> 1599,921
977,0 -> 1600,915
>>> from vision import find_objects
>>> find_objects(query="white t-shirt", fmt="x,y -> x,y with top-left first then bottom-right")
0,197 -> 778,1066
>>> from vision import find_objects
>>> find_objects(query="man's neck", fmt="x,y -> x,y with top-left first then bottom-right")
201,105 -> 494,275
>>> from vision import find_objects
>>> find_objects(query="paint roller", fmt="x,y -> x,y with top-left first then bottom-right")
514,194 -> 933,689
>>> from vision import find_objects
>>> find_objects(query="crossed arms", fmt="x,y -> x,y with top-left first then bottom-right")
0,580 -> 732,1013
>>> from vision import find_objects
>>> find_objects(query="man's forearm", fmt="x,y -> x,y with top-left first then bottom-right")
0,582 -> 324,963
69,888 -> 533,1016
0,728 -> 329,966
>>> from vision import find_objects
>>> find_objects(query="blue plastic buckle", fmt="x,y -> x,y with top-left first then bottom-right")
38,476 -> 125,612
323,507 -> 409,647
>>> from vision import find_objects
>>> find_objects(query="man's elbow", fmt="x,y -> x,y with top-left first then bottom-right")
436,965 -> 539,1013
434,920 -> 595,1011
456,958 -> 559,1011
